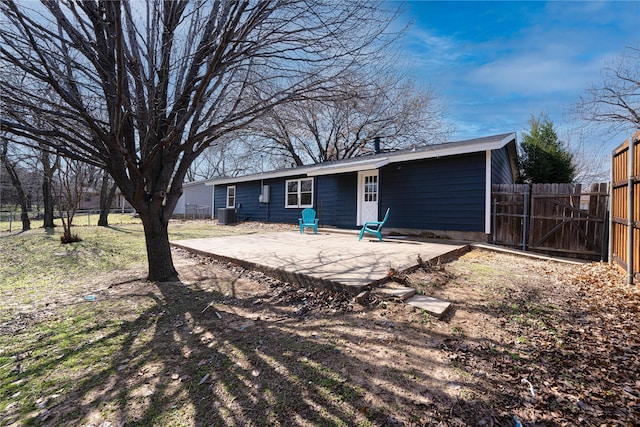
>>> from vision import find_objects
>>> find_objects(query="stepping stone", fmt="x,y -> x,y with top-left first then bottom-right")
406,295 -> 451,317
377,285 -> 416,301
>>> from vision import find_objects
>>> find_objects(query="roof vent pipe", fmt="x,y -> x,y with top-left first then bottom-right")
374,137 -> 381,154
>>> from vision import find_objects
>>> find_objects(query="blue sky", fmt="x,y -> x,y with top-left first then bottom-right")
394,1 -> 639,152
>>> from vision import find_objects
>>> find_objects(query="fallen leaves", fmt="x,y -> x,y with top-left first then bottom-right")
439,260 -> 640,424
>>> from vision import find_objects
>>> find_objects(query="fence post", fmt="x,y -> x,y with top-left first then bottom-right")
522,185 -> 529,251
628,134 -> 636,285
609,162 -> 614,266
492,198 -> 497,244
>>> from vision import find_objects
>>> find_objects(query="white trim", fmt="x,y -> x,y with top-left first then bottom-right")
485,150 -> 492,234
226,185 -> 236,208
357,170 -> 379,225
388,133 -> 515,165
285,177 -> 314,208
205,169 -> 313,186
306,158 -> 389,176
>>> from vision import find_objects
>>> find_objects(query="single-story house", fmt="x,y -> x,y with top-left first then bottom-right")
174,180 -> 214,218
203,132 -> 519,241
78,187 -> 133,212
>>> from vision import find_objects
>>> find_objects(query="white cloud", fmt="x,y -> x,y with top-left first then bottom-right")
399,0 -> 639,149
468,51 -> 609,96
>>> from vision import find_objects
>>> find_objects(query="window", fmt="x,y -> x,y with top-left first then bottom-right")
285,178 -> 313,208
364,175 -> 377,202
226,186 -> 236,208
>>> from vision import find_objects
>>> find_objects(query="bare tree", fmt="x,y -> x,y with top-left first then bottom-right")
576,46 -> 640,132
559,126 -> 610,184
0,0 -> 398,281
0,137 -> 31,231
39,146 -> 59,228
97,170 -> 117,227
186,136 -> 258,181
250,74 -> 452,166
53,158 -> 89,243
0,134 -> 59,229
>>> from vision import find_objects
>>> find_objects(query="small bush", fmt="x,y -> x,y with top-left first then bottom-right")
60,233 -> 82,244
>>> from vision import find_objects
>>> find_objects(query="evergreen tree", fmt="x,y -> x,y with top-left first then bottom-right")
519,114 -> 576,183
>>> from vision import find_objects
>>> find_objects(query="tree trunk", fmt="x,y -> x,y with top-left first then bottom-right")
139,209 -> 178,282
41,150 -> 57,228
42,178 -> 55,228
98,172 -> 117,227
0,144 -> 30,231
19,203 -> 30,231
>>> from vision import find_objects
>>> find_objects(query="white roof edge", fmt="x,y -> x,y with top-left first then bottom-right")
306,158 -> 390,176
203,167 -> 313,185
204,133 -> 517,185
385,132 -> 516,165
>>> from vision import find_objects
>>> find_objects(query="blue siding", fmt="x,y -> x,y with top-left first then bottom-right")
491,146 -> 515,184
214,173 -> 359,227
261,177 -> 305,224
214,182 -> 265,221
213,150 -> 497,232
379,153 -> 486,232
213,186 -> 227,215
316,173 -> 358,228
235,182 -> 265,221
214,176 -> 312,224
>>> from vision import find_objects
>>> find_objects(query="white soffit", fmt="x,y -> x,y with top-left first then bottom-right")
306,158 -> 390,176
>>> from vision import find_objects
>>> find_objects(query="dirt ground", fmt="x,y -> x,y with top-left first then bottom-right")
4,231 -> 640,426
171,246 -> 640,426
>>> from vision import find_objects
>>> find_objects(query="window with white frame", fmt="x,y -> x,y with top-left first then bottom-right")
285,178 -> 313,208
226,186 -> 236,208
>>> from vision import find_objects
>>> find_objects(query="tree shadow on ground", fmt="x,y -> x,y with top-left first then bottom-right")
5,258 -> 522,426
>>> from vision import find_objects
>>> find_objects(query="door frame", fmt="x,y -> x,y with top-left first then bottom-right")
356,169 -> 379,226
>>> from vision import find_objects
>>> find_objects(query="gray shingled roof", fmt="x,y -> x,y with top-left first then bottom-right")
205,132 -> 516,185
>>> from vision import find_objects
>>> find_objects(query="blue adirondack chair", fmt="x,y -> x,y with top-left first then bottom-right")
359,208 -> 390,241
299,208 -> 319,234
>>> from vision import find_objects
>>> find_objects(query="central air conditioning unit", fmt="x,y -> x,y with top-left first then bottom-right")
218,208 -> 236,225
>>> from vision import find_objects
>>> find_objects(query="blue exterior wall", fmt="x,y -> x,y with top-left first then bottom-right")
214,181 -> 264,221
212,149 -> 506,232
379,152 -> 486,232
491,145 -> 515,184
316,173 -> 358,228
214,173 -> 358,227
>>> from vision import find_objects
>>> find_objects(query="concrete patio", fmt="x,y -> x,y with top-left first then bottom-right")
171,230 -> 468,294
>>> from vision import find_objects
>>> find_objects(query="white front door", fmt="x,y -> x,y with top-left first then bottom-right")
357,170 -> 379,225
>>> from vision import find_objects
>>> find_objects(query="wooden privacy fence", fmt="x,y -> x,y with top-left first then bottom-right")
492,183 -> 609,260
611,130 -> 640,283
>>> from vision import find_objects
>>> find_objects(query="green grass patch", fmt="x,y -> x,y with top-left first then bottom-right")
0,225 -> 148,319
450,326 -> 465,337
0,220 -> 266,426
419,309 -> 432,325
0,219 -> 379,426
